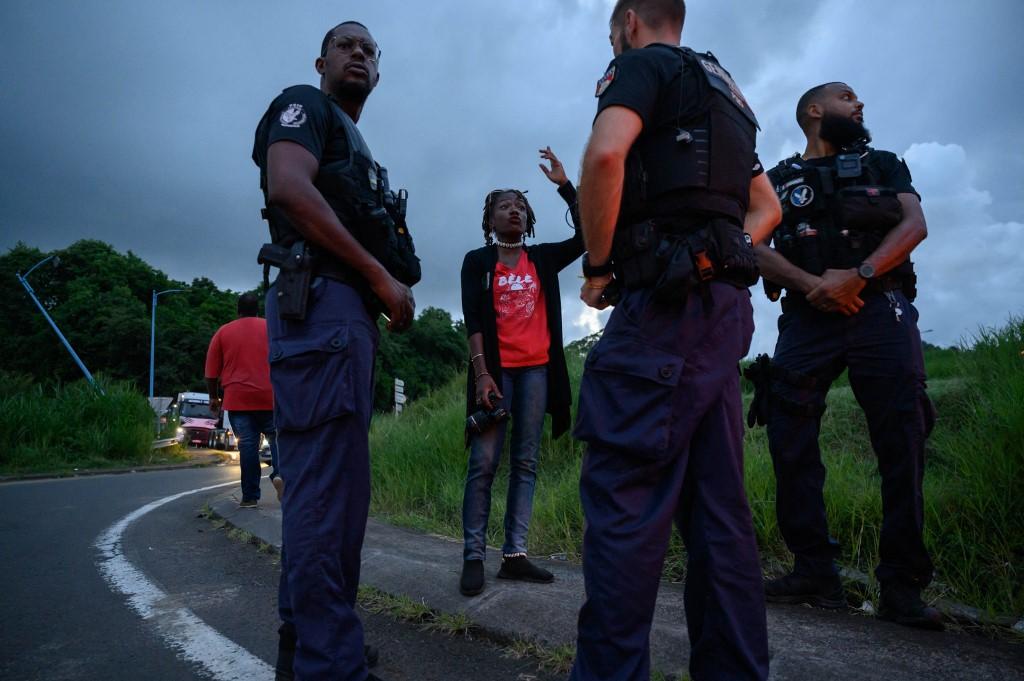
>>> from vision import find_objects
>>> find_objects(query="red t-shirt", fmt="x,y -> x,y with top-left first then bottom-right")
493,251 -> 550,368
204,317 -> 274,411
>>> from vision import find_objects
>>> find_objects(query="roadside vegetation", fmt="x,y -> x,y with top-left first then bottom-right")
3,241 -> 465,413
369,317 -> 1024,618
0,372 -> 186,476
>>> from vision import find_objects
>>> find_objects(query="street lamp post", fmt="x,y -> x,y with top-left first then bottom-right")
16,254 -> 104,394
149,288 -> 183,433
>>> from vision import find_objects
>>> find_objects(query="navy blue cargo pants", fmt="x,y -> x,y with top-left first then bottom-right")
766,290 -> 935,586
571,283 -> 769,681
266,277 -> 379,681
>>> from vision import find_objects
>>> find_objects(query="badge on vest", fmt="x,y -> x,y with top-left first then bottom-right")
790,185 -> 814,207
279,103 -> 307,128
698,58 -> 753,118
595,65 -> 616,97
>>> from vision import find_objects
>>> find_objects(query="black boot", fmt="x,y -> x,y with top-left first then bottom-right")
275,623 -> 380,678
497,555 -> 554,583
878,582 -> 944,630
764,572 -> 845,609
274,622 -> 296,681
460,559 -> 485,596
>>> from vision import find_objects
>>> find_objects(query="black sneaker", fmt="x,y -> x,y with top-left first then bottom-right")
878,582 -> 944,630
497,555 -> 554,583
764,572 -> 845,608
460,559 -> 485,596
238,498 -> 258,508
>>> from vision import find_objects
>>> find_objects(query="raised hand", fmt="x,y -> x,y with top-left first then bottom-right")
539,146 -> 569,186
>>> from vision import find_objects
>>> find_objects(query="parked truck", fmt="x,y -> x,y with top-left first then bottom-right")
175,391 -> 237,450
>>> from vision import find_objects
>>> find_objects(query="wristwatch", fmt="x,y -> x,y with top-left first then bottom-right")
857,262 -> 876,280
582,253 -> 614,278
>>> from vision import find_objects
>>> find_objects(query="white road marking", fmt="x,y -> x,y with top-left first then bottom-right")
94,481 -> 274,680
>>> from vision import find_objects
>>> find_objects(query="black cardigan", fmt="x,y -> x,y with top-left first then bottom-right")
461,182 -> 583,440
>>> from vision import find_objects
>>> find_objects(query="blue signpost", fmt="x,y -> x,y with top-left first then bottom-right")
16,255 -> 104,395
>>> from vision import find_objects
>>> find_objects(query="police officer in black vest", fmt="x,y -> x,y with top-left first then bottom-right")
750,82 -> 942,630
570,1 -> 781,679
252,20 -> 418,680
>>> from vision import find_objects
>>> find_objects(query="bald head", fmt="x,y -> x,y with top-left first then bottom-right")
796,82 -> 848,131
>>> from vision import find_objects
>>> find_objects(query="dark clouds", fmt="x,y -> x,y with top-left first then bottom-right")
2,0 -> 1021,353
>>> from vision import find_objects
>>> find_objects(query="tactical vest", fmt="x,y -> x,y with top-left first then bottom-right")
262,94 -> 420,287
619,46 -> 759,228
769,149 -> 904,278
610,47 -> 761,302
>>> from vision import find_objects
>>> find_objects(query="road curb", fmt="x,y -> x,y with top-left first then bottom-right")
204,488 -> 1024,678
0,453 -> 231,484
204,496 -> 573,658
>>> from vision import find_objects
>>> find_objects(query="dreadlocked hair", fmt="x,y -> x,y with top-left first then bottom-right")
481,189 -> 536,246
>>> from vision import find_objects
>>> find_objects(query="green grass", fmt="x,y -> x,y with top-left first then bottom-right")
0,373 -> 186,476
371,317 -> 1024,618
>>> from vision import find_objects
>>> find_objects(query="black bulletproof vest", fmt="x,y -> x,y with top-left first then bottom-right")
262,94 -> 419,287
620,47 -> 759,227
770,149 -> 903,274
263,97 -> 387,255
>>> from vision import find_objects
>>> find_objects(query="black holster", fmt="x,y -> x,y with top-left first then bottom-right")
743,353 -> 772,427
614,218 -> 759,307
258,241 -> 312,321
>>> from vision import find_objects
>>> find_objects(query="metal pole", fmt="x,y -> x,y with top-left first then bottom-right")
16,258 -> 104,395
149,289 -> 157,399
149,288 -> 184,434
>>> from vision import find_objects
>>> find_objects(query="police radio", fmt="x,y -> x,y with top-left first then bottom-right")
836,153 -> 862,178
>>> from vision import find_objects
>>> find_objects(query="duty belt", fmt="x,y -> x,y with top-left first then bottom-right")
863,274 -> 904,294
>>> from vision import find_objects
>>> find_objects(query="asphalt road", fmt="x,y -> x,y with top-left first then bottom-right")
0,467 -> 561,681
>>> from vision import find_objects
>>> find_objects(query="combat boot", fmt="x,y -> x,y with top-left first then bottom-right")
764,572 -> 846,609
878,581 -> 944,630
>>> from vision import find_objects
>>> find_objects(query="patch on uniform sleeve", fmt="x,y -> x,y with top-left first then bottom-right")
279,103 -> 307,128
595,65 -> 616,97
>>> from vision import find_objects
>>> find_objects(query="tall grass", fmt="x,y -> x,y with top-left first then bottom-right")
0,373 -> 158,475
369,318 -> 1024,615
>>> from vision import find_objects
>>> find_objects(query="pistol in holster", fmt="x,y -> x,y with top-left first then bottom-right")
258,241 -> 313,321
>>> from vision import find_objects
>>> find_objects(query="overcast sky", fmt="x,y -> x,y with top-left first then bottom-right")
2,0 -> 1021,355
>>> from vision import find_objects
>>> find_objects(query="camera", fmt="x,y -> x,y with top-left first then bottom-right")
466,393 -> 509,435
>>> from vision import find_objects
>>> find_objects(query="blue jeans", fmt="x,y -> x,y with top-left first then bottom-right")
228,409 -> 277,502
462,364 -> 548,560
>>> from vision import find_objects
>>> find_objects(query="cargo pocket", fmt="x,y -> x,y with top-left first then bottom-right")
573,335 -> 684,459
269,325 -> 355,431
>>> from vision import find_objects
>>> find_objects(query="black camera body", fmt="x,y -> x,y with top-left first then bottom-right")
466,393 -> 509,435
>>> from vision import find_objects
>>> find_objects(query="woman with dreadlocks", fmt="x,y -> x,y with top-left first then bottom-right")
458,147 -> 583,597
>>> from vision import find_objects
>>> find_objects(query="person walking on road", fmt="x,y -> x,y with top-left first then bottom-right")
205,292 -> 280,508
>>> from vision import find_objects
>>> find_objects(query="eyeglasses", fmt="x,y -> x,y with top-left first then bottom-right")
329,35 -> 382,64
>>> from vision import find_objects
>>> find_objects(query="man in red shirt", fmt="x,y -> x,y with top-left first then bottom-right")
205,293 -> 279,507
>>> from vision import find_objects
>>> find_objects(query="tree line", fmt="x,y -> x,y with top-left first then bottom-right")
1,240 -> 466,411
